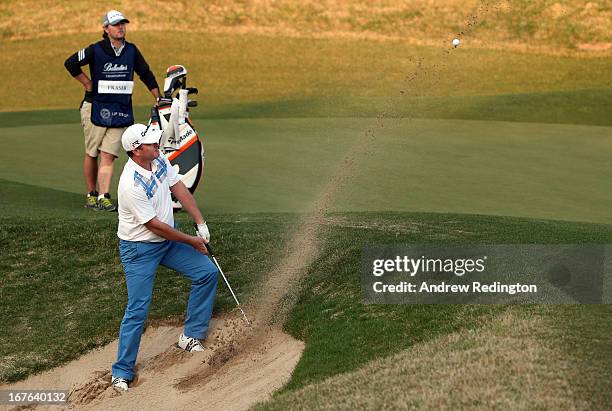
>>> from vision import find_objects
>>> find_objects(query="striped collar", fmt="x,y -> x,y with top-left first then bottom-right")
110,40 -> 125,57
128,157 -> 153,179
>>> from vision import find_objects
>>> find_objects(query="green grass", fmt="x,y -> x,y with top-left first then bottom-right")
1,117 -> 610,224
1,31 -> 610,226
1,33 -> 610,224
2,87 -> 612,127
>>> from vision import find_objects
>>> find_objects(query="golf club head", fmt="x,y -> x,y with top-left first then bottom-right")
163,65 -> 188,97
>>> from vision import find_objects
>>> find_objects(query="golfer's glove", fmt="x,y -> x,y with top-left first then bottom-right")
196,223 -> 210,242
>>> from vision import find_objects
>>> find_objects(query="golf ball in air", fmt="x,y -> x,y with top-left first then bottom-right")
452,38 -> 461,48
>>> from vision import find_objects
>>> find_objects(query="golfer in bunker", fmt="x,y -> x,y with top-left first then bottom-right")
110,123 -> 218,391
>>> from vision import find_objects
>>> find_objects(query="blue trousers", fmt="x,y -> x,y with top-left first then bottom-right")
112,239 -> 218,380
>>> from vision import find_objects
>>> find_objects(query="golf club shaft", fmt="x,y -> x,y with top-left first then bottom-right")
213,256 -> 244,307
204,241 -> 251,325
215,258 -> 250,325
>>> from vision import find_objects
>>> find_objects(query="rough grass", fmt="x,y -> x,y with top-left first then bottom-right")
256,306 -> 612,410
0,180 -> 296,382
2,180 -> 610,396
273,212 -> 612,391
0,1 -> 610,55
1,31 -> 611,112
252,213 -> 612,409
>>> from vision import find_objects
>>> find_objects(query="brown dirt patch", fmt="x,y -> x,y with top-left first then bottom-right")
1,1 -> 610,56
259,309 -> 591,409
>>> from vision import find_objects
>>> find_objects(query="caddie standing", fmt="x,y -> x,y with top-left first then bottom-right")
64,10 -> 160,211
110,123 -> 218,391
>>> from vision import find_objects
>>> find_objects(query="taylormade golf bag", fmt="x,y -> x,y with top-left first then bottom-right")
149,65 -> 204,210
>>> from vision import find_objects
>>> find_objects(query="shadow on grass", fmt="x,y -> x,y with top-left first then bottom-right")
1,88 -> 611,127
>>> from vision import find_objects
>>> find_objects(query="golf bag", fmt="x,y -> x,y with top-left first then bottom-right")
149,65 -> 204,210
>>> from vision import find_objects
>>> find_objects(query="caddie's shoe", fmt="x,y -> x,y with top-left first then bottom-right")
96,194 -> 117,212
111,376 -> 129,392
178,333 -> 205,352
84,193 -> 98,209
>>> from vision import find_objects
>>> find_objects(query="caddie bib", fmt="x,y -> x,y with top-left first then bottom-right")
91,42 -> 136,127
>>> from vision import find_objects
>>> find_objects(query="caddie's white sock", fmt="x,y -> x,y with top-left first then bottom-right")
98,194 -> 106,200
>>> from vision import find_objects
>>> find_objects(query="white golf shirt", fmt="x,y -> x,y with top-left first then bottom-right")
117,153 -> 180,242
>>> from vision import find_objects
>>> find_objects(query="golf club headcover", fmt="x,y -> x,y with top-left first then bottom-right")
178,89 -> 188,125
195,222 -> 210,242
163,99 -> 180,145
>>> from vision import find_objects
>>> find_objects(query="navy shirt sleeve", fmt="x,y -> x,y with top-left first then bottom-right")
64,44 -> 95,77
133,46 -> 159,91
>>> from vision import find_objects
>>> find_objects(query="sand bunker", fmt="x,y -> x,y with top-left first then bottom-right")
1,315 -> 303,410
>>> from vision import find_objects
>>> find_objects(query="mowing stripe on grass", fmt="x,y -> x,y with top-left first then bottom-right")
1,118 -> 609,223
2,88 -> 611,127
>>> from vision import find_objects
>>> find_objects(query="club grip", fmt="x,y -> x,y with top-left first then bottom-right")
194,223 -> 215,256
204,242 -> 215,257
150,106 -> 161,124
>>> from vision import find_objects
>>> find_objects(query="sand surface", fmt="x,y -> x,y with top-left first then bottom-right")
2,315 -> 303,410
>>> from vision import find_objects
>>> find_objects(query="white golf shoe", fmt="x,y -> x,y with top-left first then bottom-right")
178,333 -> 205,352
111,376 -> 129,392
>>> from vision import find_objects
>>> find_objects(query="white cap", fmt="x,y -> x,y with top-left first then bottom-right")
122,124 -> 163,152
103,10 -> 130,27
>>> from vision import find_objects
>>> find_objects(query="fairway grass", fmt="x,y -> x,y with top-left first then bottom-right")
1,118 -> 610,224
2,87 -> 612,127
1,28 -> 609,224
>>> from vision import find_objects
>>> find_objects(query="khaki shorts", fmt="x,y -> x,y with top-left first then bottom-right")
80,101 -> 125,158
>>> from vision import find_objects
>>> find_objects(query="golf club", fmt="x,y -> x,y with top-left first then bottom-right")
196,228 -> 251,326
